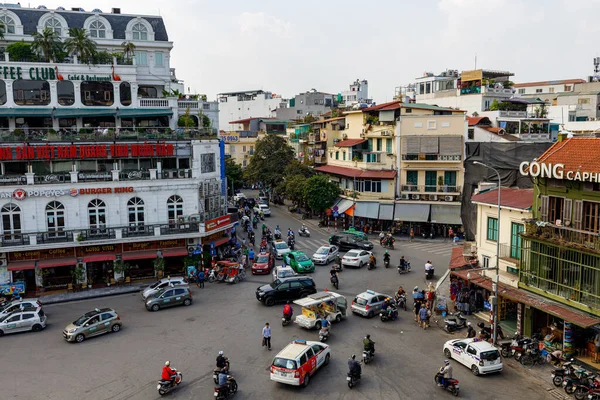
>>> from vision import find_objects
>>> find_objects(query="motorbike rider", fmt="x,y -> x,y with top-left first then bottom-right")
300,224 -> 308,234
368,253 -> 376,268
363,334 -> 375,355
348,354 -> 361,377
162,361 -> 177,385
439,360 -> 453,388
217,369 -> 229,390
320,315 -> 330,334
329,267 -> 339,286
383,250 -> 390,264
399,256 -> 407,269
283,301 -> 293,320
379,231 -> 385,242
478,322 -> 491,340
396,286 -> 406,298
425,260 -> 434,274
274,226 -> 282,239
287,228 -> 293,238
466,322 -> 476,338
216,351 -> 229,373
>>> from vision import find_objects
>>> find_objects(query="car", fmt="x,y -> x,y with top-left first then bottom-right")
0,298 -> 42,319
284,251 -> 315,274
329,233 -> 373,251
351,290 -> 391,318
272,240 -> 291,259
272,265 -> 297,281
142,277 -> 188,300
0,307 -> 46,336
342,249 -> 373,268
63,308 -> 122,343
254,203 -> 272,216
443,338 -> 503,376
145,287 -> 193,311
270,339 -> 331,387
341,229 -> 368,241
258,196 -> 269,205
233,192 -> 247,202
252,252 -> 275,275
256,276 -> 317,307
311,245 -> 339,265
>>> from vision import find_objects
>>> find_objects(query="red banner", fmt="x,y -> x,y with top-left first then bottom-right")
0,142 -> 174,161
205,215 -> 231,232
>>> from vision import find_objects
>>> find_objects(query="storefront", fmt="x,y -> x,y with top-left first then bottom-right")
121,239 -> 189,278
7,248 -> 77,292
79,244 -> 118,285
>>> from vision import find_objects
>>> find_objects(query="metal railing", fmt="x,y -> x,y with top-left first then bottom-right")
160,169 -> 192,179
499,243 -> 520,264
78,172 -> 113,182
0,176 -> 27,186
499,110 -> 527,118
121,224 -> 156,238
0,234 -> 30,247
38,231 -> 74,244
0,128 -> 218,142
401,184 -> 461,193
80,228 -> 117,241
401,154 -> 462,161
33,173 -> 71,184
119,170 -> 151,181
523,220 -> 600,253
160,222 -> 200,235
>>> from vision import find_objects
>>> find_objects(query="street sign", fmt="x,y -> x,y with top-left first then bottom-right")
192,249 -> 202,256
210,242 -> 215,249
333,205 -> 339,212
210,249 -> 216,257
333,211 -> 339,218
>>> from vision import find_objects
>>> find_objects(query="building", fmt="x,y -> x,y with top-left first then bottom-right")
340,79 -> 373,108
276,89 -> 335,120
0,5 -> 218,132
222,117 -> 288,167
217,90 -> 285,131
514,78 -> 585,101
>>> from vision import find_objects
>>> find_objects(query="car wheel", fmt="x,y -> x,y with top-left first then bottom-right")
367,311 -> 373,318
151,304 -> 160,312
75,334 -> 85,343
444,348 -> 452,359
264,297 -> 275,307
359,261 -> 363,269
335,314 -> 342,323
0,330 -> 4,336
183,299 -> 192,306
302,373 -> 310,388
324,354 -> 330,365
471,364 -> 480,376
31,324 -> 43,332
111,324 -> 121,333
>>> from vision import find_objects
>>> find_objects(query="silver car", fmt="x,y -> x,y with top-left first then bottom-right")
311,245 -> 339,265
0,298 -> 42,319
63,308 -> 122,343
273,241 -> 291,259
142,277 -> 188,300
0,307 -> 46,336
351,290 -> 391,318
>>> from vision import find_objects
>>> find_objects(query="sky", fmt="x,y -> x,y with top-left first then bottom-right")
34,0 -> 600,103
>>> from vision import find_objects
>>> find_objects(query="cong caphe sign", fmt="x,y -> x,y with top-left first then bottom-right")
520,161 -> 600,182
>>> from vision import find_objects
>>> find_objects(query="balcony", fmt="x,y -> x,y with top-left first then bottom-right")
138,98 -> 171,108
498,110 -> 527,118
520,133 -> 550,141
401,154 -> 462,162
80,228 -> 117,241
314,156 -> 326,164
160,222 -> 200,235
499,243 -> 520,266
177,100 -> 217,112
401,184 -> 461,193
522,220 -> 600,254
119,170 -> 151,181
121,224 -> 156,238
38,231 -> 74,245
0,234 -> 30,247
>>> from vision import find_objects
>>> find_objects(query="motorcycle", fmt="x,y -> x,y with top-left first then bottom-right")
395,294 -> 407,311
330,275 -> 339,290
274,232 -> 282,240
214,374 -> 238,400
425,267 -> 435,280
208,269 -> 218,283
252,218 -> 258,229
397,262 -> 411,275
563,370 -> 595,395
298,227 -> 310,237
213,360 -> 230,384
362,348 -> 374,364
288,239 -> 295,251
332,262 -> 343,273
508,334 -> 534,361
380,236 -> 395,249
551,360 -> 576,386
319,327 -> 330,342
380,306 -> 398,322
573,375 -> 600,400
347,371 -> 361,389
157,369 -> 183,396
435,370 -> 459,397
368,261 -> 376,270
441,312 -> 467,333
383,256 -> 390,268
282,313 -> 293,326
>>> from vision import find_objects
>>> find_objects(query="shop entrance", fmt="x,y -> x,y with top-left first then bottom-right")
128,259 -> 155,280
86,261 -> 112,285
11,269 -> 36,294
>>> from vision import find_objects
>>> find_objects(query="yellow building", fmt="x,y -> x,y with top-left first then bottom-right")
223,117 -> 288,167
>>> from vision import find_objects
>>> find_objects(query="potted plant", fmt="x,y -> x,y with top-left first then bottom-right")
71,265 -> 86,287
76,233 -> 85,242
104,276 -> 111,287
154,257 -> 165,279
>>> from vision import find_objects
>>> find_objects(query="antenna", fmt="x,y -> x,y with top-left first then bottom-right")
474,53 -> 477,70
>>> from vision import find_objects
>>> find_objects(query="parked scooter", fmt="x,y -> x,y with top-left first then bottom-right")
157,368 -> 183,396
434,369 -> 459,396
214,374 -> 238,400
441,312 -> 467,333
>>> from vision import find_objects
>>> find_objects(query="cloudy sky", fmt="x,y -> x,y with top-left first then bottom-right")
49,0 -> 599,102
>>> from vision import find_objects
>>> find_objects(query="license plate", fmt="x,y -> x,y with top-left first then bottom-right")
563,381 -> 568,387
277,371 -> 291,377
455,384 -> 459,389
157,385 -> 161,390
213,374 -> 217,379
214,392 -> 219,397
346,377 -> 351,381
256,270 -> 262,273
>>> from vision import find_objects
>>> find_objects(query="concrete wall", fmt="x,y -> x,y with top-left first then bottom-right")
218,94 -> 282,131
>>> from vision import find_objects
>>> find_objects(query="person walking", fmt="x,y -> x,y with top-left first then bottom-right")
409,228 -> 414,242
419,304 -> 430,329
197,268 -> 205,288
262,322 -> 272,350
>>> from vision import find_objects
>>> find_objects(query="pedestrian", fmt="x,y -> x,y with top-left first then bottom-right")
409,228 -> 414,242
197,268 -> 205,288
413,298 -> 421,323
427,287 -> 435,310
262,322 -> 272,350
419,304 -> 430,329
249,248 -> 255,263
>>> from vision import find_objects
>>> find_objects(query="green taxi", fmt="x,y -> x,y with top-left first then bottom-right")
284,251 -> 315,274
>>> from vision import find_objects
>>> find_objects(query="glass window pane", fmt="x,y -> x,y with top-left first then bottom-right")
13,80 -> 51,105
80,81 -> 114,106
57,80 -> 74,106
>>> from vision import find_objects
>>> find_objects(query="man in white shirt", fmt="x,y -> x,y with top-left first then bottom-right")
425,261 -> 434,271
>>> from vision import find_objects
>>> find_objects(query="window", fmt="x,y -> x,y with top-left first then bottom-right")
135,51 -> 147,66
242,145 -> 246,152
46,201 -> 65,238
296,109 -> 303,114
444,171 -> 457,191
535,88 -> 543,93
242,160 -> 246,167
549,87 -> 555,93
376,138 -> 382,151
547,196 -> 564,223
229,145 -> 235,153
565,85 -> 572,91
518,88 -> 525,95
1,204 -> 21,240
406,171 -> 418,186
510,222 -> 524,259
305,348 -> 314,359
89,20 -> 106,38
13,80 -> 50,106
100,313 -> 113,321
427,120 -> 437,130
425,171 -> 437,192
466,346 -> 477,355
132,23 -> 148,40
88,199 -> 107,235
45,17 -> 63,35
0,80 -> 6,105
81,81 -> 113,106
155,52 -> 163,66
167,195 -> 183,223
299,353 -> 307,365
138,86 -> 157,98
119,82 -> 131,106
342,151 -> 346,161
468,128 -> 474,140
483,256 -> 490,269
583,201 -> 600,234
57,80 -> 74,106
7,315 -> 20,323
386,138 -> 392,153
578,98 -> 590,105
356,179 -> 382,193
311,344 -> 322,354
335,151 -> 339,160
0,15 -> 15,34
203,103 -> 210,110
127,197 -> 145,231
486,217 -> 498,241
22,313 -> 34,320
201,153 -> 216,173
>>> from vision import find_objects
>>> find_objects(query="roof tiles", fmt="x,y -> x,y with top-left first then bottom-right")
471,187 -> 533,210
536,138 -> 600,174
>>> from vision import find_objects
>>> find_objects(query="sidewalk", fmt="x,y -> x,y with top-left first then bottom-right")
40,282 -> 147,305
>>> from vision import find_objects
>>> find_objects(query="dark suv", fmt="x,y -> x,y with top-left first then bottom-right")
256,276 -> 317,306
329,233 -> 374,251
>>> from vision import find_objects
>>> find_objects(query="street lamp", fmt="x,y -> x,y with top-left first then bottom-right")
473,160 -> 501,346
352,175 -> 357,227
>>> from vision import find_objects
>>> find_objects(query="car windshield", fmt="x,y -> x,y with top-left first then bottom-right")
272,357 -> 297,370
279,270 -> 294,278
270,279 -> 282,288
480,350 -> 500,361
354,297 -> 368,306
73,314 -> 92,326
316,247 -> 329,255
346,251 -> 360,257
275,243 -> 288,250
256,256 -> 269,263
149,281 -> 161,289
296,254 -> 309,262
0,314 -> 10,323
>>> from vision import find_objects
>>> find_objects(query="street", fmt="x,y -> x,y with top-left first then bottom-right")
5,199 -> 554,400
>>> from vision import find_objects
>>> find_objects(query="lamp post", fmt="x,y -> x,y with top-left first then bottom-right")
352,175 -> 357,227
473,161 -> 501,346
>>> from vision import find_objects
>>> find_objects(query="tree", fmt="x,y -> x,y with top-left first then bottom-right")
64,27 -> 97,62
6,41 -> 36,62
283,159 -> 314,179
31,28 -> 62,62
244,134 -> 295,188
198,111 -> 211,129
177,107 -> 196,128
121,41 -> 136,61
284,175 -> 308,203
304,175 -> 341,214
489,99 -> 499,111
0,22 -> 5,40
225,158 -> 243,194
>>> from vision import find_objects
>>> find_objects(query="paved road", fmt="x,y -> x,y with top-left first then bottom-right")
4,198 -> 554,400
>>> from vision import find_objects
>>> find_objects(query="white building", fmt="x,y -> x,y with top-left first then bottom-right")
341,79 -> 372,107
513,79 -> 585,101
217,90 -> 285,131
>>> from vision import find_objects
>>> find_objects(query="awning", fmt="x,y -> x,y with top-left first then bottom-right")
394,204 -> 430,222
83,254 -> 116,263
345,205 -> 355,217
118,109 -> 173,118
2,108 -> 53,117
54,108 -> 116,118
38,257 -> 78,269
354,202 -> 380,219
209,236 -> 230,247
122,250 -> 158,261
7,260 -> 36,271
452,269 -> 600,328
162,247 -> 189,257
378,204 -> 395,220
430,205 -> 462,225
335,199 -> 354,214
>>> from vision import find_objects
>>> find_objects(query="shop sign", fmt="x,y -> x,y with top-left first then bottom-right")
0,176 -> 26,184
0,65 -> 115,81
204,232 -> 225,242
78,172 -> 111,180
9,247 -> 75,262
123,239 -> 185,252
0,186 -> 135,200
520,161 -> 600,182
205,215 -> 231,232
80,244 -> 120,255
67,74 -> 111,81
222,135 -> 240,143
0,143 -> 174,161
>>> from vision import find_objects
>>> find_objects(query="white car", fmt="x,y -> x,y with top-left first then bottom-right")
273,240 -> 291,259
0,298 -> 42,319
311,245 -> 339,265
342,250 -> 373,268
141,277 -> 188,300
443,338 -> 503,376
270,339 -> 331,387
254,203 -> 272,216
233,193 -> 246,202
272,265 -> 297,281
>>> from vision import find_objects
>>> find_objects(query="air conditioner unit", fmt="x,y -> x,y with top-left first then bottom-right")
177,216 -> 190,224
445,196 -> 454,201
189,214 -> 201,223
188,246 -> 195,253
400,194 -> 410,200
360,133 -> 365,138
430,195 -> 438,201
411,194 -> 420,200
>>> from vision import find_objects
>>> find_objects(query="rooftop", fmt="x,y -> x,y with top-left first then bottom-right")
536,138 -> 600,174
513,79 -> 586,88
471,187 -> 534,210
364,101 -> 463,113
467,116 -> 491,126
312,116 -> 346,124
218,90 -> 271,96
315,165 -> 396,179
228,117 -> 271,124
334,139 -> 366,147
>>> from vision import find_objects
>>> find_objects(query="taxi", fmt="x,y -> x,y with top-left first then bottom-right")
443,338 -> 503,375
252,252 -> 274,275
273,240 -> 291,259
270,339 -> 331,387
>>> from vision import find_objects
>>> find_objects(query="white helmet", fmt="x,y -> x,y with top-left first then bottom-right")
467,322 -> 471,326
219,351 -> 224,355
165,361 -> 170,366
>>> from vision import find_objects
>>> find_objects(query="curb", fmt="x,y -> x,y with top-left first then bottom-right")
41,285 -> 147,305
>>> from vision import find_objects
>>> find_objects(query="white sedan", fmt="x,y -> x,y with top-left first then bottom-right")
273,240 -> 291,259
253,203 -> 271,216
311,245 -> 339,265
443,338 -> 503,376
342,250 -> 373,268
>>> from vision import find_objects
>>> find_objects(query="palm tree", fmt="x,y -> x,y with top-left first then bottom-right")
64,27 -> 97,62
31,28 -> 62,62
0,23 -> 5,40
121,41 -> 136,62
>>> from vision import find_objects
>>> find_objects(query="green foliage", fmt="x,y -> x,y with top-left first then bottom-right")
304,175 -> 342,213
284,159 -> 314,179
489,99 -> 499,111
71,265 -> 86,283
284,175 -> 308,203
178,107 -> 196,128
198,111 -> 211,129
534,103 -> 548,118
302,114 -> 316,123
244,134 -> 295,189
153,257 -> 165,272
64,27 -> 97,62
31,28 -> 63,62
225,158 -> 244,193
6,41 -> 36,61
121,41 -> 136,61
113,260 -> 131,276
91,50 -> 113,65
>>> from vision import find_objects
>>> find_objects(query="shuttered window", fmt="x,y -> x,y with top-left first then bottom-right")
583,201 -> 600,233
439,136 -> 463,155
573,200 -> 583,229
404,137 -> 420,154
563,198 -> 572,225
487,217 -> 498,241
540,195 -> 549,222
420,137 -> 439,153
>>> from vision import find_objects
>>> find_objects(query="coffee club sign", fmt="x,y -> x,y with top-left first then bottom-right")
0,186 -> 135,200
0,142 -> 174,161
0,65 -> 111,81
520,161 -> 600,182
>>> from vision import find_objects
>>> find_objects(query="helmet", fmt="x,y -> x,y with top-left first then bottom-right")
477,322 -> 485,329
385,250 -> 389,254
414,286 -> 419,291
366,334 -> 370,339
444,360 -> 450,365
286,301 -> 291,304
165,361 -> 170,366
218,351 -> 224,355
467,322 -> 471,326
351,354 -> 356,360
